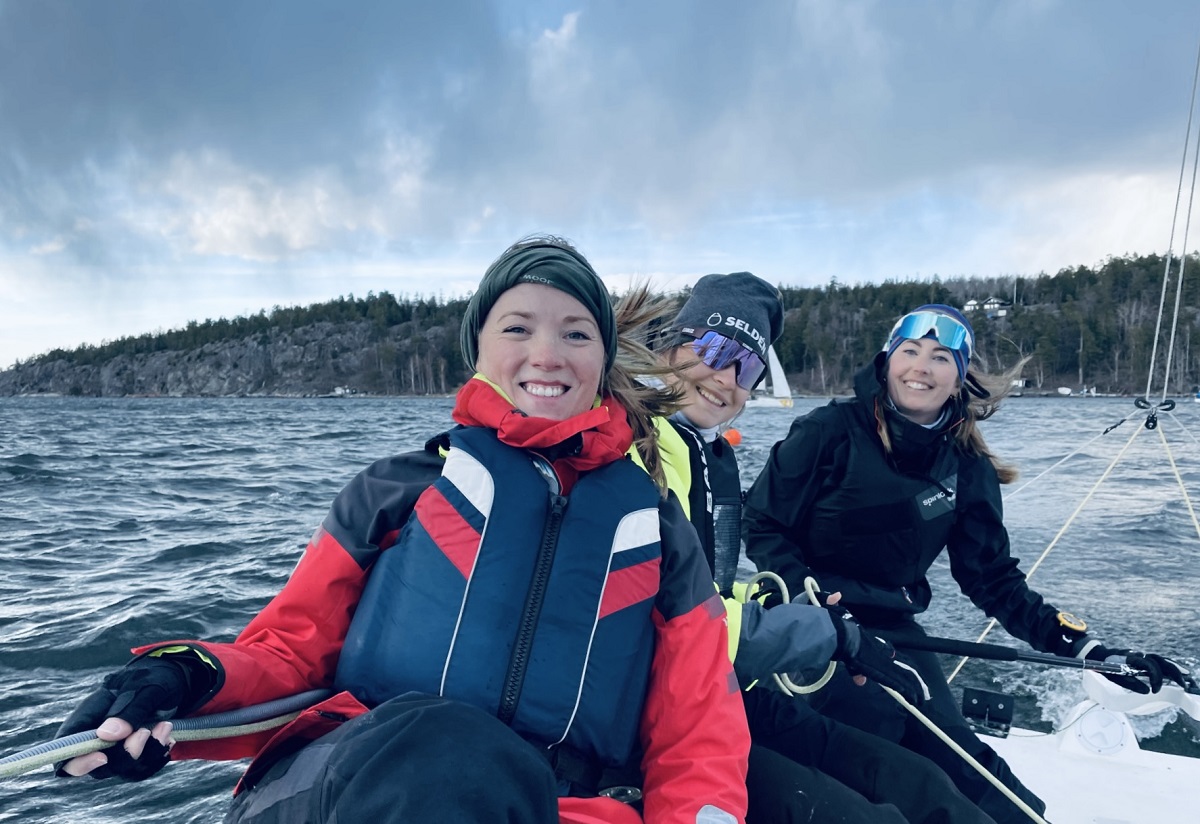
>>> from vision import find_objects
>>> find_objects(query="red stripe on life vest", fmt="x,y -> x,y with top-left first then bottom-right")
598,557 -> 661,619
414,487 -> 481,579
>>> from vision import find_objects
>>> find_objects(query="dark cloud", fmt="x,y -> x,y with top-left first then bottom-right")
1,0 -> 1198,367
2,0 -> 1195,242
0,1 -> 504,167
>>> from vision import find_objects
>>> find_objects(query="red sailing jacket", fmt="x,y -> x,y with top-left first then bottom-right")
136,431 -> 748,824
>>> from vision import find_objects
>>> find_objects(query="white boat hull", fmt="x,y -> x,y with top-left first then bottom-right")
744,396 -> 793,409
988,720 -> 1200,823
978,673 -> 1200,823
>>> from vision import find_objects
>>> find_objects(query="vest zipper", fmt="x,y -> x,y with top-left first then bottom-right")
498,456 -> 567,725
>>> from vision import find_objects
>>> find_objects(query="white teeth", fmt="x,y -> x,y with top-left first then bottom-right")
904,381 -> 931,390
696,385 -> 726,406
524,383 -> 566,398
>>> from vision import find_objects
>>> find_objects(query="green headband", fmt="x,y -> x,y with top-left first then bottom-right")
460,242 -> 617,372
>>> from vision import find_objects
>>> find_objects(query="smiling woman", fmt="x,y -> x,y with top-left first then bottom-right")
883,305 -> 975,425
49,235 -> 751,824
884,336 -> 959,424
473,283 -> 606,421
742,304 -> 1190,824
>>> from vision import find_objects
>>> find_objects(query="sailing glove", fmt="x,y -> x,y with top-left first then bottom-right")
54,657 -> 190,780
829,612 -> 931,706
1086,645 -> 1193,694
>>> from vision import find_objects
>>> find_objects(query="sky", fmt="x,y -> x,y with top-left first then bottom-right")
2,1 -> 1200,369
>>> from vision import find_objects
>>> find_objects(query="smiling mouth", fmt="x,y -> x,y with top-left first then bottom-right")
903,381 -> 932,391
523,383 -> 568,398
696,385 -> 727,407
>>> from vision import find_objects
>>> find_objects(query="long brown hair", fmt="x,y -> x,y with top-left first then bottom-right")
609,283 -> 688,494
876,356 -> 1029,484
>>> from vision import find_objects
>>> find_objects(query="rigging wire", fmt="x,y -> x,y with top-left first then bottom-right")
752,575 -> 1050,824
1156,419 -> 1200,544
1000,429 -> 1111,501
947,422 -> 1146,682
951,31 -> 1200,686
1165,408 -> 1200,449
1157,112 -> 1200,403
1143,32 -> 1200,402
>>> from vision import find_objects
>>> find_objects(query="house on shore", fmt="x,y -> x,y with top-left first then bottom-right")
963,296 -> 1013,319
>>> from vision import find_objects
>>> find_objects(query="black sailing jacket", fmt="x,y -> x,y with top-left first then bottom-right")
744,355 -> 1072,654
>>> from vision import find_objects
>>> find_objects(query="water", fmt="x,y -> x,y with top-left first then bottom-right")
1,395 -> 1198,822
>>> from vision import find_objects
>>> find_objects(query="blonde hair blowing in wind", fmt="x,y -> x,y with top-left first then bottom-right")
610,283 -> 691,494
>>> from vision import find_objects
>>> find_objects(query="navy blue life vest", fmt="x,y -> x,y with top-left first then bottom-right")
334,426 -> 663,769
802,401 -> 958,616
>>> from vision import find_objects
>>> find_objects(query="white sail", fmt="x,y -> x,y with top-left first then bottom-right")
766,346 -> 789,398
745,345 -> 793,408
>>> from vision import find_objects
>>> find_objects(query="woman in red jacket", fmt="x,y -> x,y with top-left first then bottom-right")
57,236 -> 750,824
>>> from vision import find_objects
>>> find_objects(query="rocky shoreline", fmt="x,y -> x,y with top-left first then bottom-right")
0,320 -> 463,398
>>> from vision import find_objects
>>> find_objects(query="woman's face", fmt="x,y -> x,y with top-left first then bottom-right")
667,344 -> 751,430
885,337 -> 960,424
474,283 -> 605,421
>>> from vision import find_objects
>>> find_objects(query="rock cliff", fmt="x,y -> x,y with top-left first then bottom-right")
0,320 -> 465,397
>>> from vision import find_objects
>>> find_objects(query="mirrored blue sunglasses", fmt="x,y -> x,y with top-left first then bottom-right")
687,330 -> 768,390
889,311 -> 973,360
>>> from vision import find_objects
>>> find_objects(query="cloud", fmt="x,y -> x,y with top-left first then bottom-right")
29,237 -> 66,256
1,0 -> 1198,369
151,151 -> 367,260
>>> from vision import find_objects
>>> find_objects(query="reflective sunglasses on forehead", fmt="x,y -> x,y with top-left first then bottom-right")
687,330 -> 768,390
889,311 -> 973,359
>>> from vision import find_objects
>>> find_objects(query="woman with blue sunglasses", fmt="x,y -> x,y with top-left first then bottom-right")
646,284 -> 996,824
743,304 -> 1187,824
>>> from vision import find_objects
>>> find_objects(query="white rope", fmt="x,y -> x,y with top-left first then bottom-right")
948,421 -> 1146,681
743,571 -> 836,694
883,686 -> 1049,824
1001,428 -> 1111,502
752,574 -> 1049,823
954,38 -> 1200,678
1164,408 -> 1200,448
1156,417 -> 1200,544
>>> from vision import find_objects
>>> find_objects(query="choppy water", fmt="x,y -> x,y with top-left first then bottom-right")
1,395 -> 1198,822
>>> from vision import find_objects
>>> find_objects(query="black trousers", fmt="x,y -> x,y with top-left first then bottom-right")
747,742 -> 906,824
225,693 -> 559,824
806,625 -> 1044,824
744,688 -> 998,824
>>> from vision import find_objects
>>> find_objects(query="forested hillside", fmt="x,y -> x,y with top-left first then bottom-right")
2,253 -> 1197,397
775,253 -> 1200,395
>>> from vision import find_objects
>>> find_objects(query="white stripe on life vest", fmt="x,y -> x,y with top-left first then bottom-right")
441,447 -> 495,517
611,507 -> 659,553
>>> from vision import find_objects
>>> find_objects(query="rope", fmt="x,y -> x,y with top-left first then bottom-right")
989,33 -> 1200,500
1001,428 -> 1111,501
1164,408 -> 1200,449
947,421 -> 1146,682
0,689 -> 331,779
1,716 -> 301,778
883,685 -> 1049,824
743,571 -> 836,694
755,575 -> 1048,823
1156,417 -> 1200,544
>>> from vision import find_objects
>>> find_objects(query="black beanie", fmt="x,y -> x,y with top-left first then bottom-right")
460,240 -> 617,372
670,272 -> 784,358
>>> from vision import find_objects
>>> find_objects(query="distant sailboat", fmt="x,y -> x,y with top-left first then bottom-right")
745,345 -> 793,408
